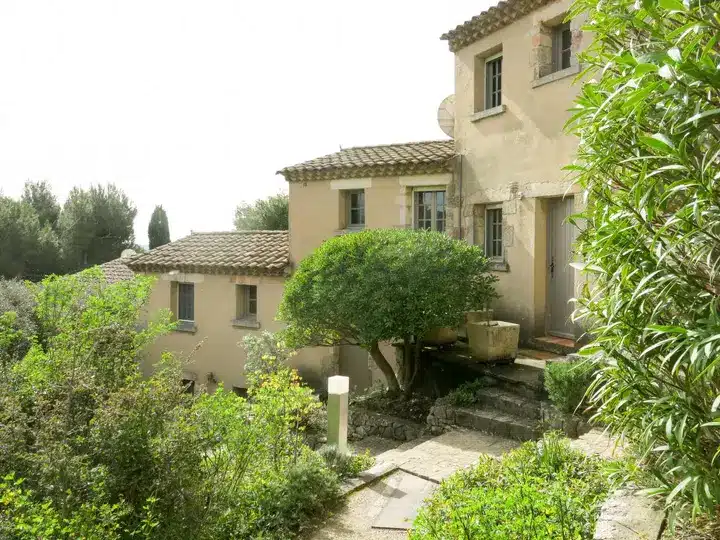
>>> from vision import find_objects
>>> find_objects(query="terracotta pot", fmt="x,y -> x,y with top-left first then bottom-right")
424,326 -> 458,346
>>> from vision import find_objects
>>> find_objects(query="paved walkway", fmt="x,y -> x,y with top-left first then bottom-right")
309,430 -> 520,540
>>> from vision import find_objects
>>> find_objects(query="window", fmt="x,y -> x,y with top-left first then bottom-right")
347,189 -> 365,228
552,22 -> 572,72
181,379 -> 195,394
485,206 -> 503,259
236,285 -> 257,320
485,54 -> 502,109
177,283 -> 194,321
414,191 -> 445,232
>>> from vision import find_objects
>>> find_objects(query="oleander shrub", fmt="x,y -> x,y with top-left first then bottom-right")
411,432 -> 610,539
544,361 -> 595,415
568,0 -> 720,518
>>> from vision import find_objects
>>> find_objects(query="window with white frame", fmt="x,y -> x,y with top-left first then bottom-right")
346,189 -> 365,228
485,206 -> 503,259
485,53 -> 502,109
552,22 -> 572,72
177,283 -> 195,322
414,190 -> 445,232
236,284 -> 257,321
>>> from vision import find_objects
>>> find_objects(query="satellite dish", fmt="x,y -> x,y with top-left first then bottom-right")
120,249 -> 137,259
437,94 -> 455,138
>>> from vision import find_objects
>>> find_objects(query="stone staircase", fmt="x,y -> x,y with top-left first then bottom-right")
427,361 -> 548,441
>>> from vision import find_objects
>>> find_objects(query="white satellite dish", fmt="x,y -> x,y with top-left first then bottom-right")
437,94 -> 455,138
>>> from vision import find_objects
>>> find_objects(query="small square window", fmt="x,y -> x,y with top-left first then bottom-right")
236,285 -> 257,320
181,378 -> 195,394
552,22 -> 572,72
347,189 -> 365,228
414,190 -> 445,232
177,283 -> 194,322
485,207 -> 503,259
485,55 -> 502,109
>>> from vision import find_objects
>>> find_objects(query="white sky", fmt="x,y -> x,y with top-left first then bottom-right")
0,1 -> 492,245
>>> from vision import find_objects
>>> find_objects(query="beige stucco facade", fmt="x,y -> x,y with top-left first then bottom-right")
448,0 -> 589,340
139,271 -> 286,392
288,172 -> 454,263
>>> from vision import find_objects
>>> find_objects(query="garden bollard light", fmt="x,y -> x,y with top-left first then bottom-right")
327,375 -> 349,454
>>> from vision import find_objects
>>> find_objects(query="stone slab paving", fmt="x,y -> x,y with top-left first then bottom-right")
594,489 -> 665,540
309,471 -> 409,540
570,428 -> 626,459
372,472 -> 437,530
396,429 -> 520,483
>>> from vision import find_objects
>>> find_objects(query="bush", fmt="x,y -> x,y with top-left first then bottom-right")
0,279 -> 37,369
544,361 -> 595,415
0,271 -> 341,539
569,0 -> 720,516
351,386 -> 434,423
319,445 -> 375,479
279,228 -> 497,392
443,377 -> 492,407
411,432 -> 609,539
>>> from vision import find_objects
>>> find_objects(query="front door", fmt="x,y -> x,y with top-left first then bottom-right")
547,197 -> 576,339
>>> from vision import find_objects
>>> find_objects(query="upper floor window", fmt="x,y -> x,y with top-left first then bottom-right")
552,22 -> 572,72
347,189 -> 365,228
414,190 -> 445,233
485,206 -> 503,260
236,284 -> 257,321
178,283 -> 195,322
485,54 -> 502,109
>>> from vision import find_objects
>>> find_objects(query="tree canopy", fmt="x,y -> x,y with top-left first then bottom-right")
234,193 -> 288,231
21,181 -> 60,231
279,229 -> 497,392
58,184 -> 137,271
148,205 -> 171,249
569,0 -> 720,517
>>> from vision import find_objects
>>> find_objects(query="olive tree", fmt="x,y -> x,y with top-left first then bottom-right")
569,0 -> 720,516
278,229 -> 497,393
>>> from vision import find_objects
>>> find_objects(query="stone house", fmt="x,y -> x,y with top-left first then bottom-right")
126,231 -> 290,392
280,0 -> 589,352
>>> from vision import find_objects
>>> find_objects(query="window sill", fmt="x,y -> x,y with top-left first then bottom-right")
489,261 -> 510,272
470,104 -> 506,123
334,227 -> 365,236
174,321 -> 197,333
232,318 -> 260,329
531,64 -> 581,88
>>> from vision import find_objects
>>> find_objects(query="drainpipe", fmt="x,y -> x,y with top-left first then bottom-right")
456,153 -> 463,241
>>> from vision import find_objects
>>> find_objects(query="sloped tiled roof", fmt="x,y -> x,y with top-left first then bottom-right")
126,231 -> 290,276
278,140 -> 456,182
100,257 -> 135,283
441,0 -> 554,52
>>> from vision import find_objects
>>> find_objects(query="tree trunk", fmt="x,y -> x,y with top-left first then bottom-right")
404,338 -> 423,396
401,336 -> 413,389
369,341 -> 400,393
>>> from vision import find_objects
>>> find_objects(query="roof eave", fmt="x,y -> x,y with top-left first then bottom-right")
279,160 -> 455,183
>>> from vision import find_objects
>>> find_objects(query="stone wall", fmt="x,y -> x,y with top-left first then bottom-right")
348,408 -> 424,442
540,402 -> 592,439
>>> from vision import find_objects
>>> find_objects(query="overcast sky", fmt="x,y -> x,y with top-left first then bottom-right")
0,1 -> 492,244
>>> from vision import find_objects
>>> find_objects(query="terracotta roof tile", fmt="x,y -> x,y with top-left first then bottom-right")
278,140 -> 456,182
100,257 -> 135,283
126,231 -> 290,276
441,0 -> 554,52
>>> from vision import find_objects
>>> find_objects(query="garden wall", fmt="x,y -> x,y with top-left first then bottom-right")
348,408 -> 424,442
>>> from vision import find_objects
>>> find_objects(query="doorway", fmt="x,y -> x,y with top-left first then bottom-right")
546,197 -> 576,339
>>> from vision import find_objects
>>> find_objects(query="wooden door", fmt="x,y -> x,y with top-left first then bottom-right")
547,197 -> 576,338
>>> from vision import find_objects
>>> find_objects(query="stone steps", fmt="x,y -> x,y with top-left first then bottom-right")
484,363 -> 546,400
474,386 -> 542,420
454,406 -> 541,441
528,335 -> 578,356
